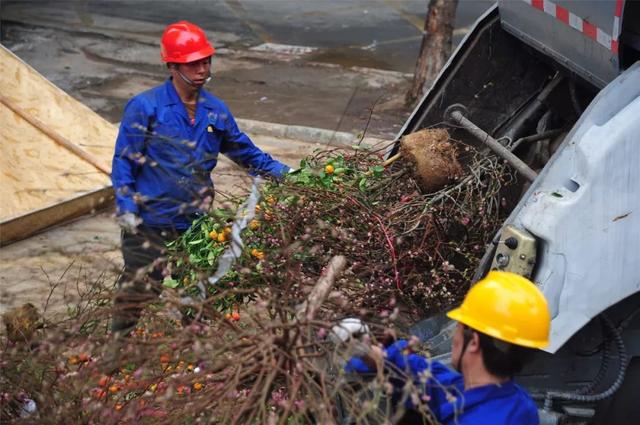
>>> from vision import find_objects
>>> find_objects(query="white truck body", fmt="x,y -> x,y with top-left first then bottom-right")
511,63 -> 640,353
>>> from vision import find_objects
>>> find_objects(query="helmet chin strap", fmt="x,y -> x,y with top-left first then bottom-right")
455,326 -> 473,373
175,67 -> 211,87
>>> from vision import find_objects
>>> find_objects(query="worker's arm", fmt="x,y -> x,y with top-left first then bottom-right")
346,339 -> 460,419
218,108 -> 290,178
111,97 -> 150,216
346,339 -> 434,375
345,339 -> 458,397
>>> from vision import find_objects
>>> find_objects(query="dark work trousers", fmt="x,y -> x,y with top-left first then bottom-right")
111,225 -> 181,334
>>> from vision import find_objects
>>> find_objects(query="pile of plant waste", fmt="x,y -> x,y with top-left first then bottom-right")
168,130 -> 513,323
1,130 -> 517,424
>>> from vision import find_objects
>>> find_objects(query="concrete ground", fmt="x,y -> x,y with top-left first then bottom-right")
0,0 -> 491,318
0,0 -> 492,138
1,2 -> 415,139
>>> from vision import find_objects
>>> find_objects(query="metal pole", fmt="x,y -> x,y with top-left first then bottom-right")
449,109 -> 538,182
511,128 -> 564,151
501,73 -> 564,142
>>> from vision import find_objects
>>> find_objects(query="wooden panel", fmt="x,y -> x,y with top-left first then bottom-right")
0,45 -> 117,240
0,188 -> 114,246
0,106 -> 111,219
0,46 -> 117,165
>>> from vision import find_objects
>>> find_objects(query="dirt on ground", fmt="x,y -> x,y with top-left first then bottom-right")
0,20 -> 412,140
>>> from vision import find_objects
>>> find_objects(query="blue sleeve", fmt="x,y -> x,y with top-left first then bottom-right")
219,108 -> 290,178
386,343 -> 464,415
111,97 -> 149,215
345,357 -> 376,374
523,406 -> 540,425
385,340 -> 431,376
344,340 -> 432,376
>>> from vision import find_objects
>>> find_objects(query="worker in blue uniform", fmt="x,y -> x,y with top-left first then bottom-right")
345,271 -> 551,424
110,21 -> 289,334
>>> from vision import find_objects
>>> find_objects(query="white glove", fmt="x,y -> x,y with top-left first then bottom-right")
330,318 -> 373,360
329,318 -> 370,344
117,212 -> 141,234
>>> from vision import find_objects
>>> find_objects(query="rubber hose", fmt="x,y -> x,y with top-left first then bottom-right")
543,315 -> 628,409
576,318 -> 611,395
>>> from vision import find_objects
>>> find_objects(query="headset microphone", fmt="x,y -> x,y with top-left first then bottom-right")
176,68 -> 211,87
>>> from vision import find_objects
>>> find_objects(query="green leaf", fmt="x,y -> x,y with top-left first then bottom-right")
162,277 -> 180,288
359,177 -> 368,191
212,208 -> 235,221
371,165 -> 385,177
188,239 -> 203,245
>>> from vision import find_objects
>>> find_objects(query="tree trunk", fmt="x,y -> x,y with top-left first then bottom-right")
406,0 -> 458,106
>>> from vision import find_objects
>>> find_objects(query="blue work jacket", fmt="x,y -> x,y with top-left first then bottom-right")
111,79 -> 289,230
346,340 -> 539,425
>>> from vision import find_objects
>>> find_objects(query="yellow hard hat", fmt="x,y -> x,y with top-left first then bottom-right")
446,271 -> 551,349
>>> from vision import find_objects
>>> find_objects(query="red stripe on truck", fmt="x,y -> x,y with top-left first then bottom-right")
520,0 -> 616,52
615,0 -> 623,17
583,20 -> 597,40
556,5 -> 569,24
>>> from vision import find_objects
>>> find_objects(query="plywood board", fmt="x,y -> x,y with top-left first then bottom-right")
0,187 -> 114,246
0,46 -> 117,165
0,105 -> 111,219
0,45 -> 117,243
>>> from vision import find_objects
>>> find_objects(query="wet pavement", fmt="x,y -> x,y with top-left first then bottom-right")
1,0 -> 493,138
3,0 -> 493,72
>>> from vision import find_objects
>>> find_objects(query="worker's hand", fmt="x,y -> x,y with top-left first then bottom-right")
117,212 -> 141,234
329,318 -> 384,374
344,343 -> 385,374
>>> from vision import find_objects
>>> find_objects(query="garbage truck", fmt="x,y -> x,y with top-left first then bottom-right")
392,0 -> 640,423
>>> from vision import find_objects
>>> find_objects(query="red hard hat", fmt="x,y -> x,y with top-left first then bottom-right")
160,21 -> 215,63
